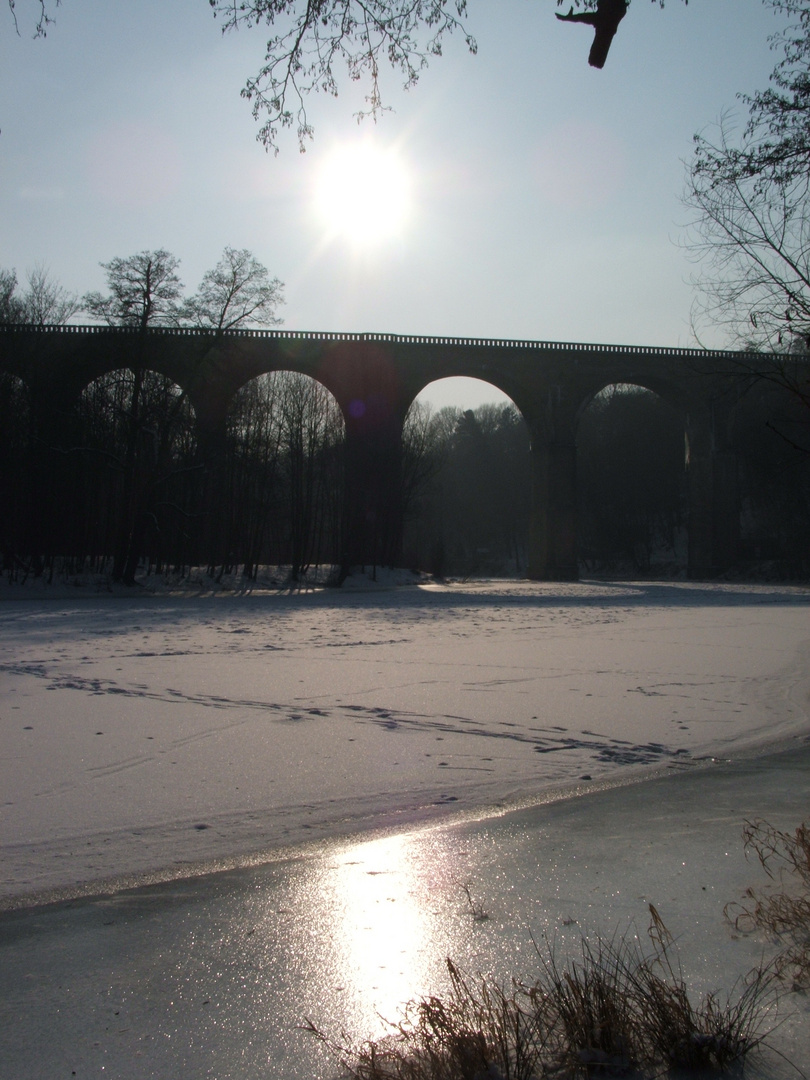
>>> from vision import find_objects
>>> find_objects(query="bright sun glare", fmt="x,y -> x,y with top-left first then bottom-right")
314,143 -> 412,247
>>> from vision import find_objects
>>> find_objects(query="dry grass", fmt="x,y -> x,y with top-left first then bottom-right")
457,881 -> 490,924
631,906 -> 779,1072
725,819 -> 810,988
306,907 -> 781,1079
305,959 -> 552,1080
533,933 -> 641,1075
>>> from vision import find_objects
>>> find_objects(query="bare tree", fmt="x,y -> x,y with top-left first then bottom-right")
714,0 -> 810,190
185,247 -> 284,331
276,372 -> 344,578
223,371 -> 344,578
0,269 -> 25,323
224,373 -> 286,576
21,264 -> 79,324
686,0 -> 810,354
401,399 -> 445,526
76,368 -> 199,580
82,251 -> 187,582
83,250 -> 184,329
684,0 -> 810,437
402,402 -> 531,577
0,264 -> 78,324
685,114 -> 810,354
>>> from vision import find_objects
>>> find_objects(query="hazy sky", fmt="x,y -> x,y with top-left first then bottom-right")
1,1 -> 789,408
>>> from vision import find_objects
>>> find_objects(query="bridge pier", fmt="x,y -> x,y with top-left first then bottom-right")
342,419 -> 404,573
711,448 -> 741,571
527,439 -> 579,581
194,424 -> 230,571
686,413 -> 739,578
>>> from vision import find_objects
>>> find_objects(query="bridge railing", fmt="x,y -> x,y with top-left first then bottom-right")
0,322 -> 769,362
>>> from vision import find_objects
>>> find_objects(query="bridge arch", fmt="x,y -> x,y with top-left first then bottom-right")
574,370 -> 694,429
222,370 -> 345,578
405,373 -> 537,432
403,380 -> 531,576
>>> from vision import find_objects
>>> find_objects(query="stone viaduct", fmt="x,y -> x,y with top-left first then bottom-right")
0,324 -> 756,579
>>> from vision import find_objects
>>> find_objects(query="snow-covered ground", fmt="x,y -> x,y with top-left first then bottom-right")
2,574 -> 810,1078
2,575 -> 808,903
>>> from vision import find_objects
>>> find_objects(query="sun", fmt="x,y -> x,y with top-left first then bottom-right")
313,142 -> 412,247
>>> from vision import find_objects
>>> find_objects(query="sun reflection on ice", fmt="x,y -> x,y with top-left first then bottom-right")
330,833 -> 454,1036
287,830 -> 464,1040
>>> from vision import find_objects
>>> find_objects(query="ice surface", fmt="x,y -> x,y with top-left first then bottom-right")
2,739 -> 810,1079
1,577 -> 808,902
1,575 -> 810,1078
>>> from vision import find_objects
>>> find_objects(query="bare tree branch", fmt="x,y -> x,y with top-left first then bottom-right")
6,0 -> 60,37
210,0 -> 477,151
685,117 -> 810,355
210,0 -> 678,152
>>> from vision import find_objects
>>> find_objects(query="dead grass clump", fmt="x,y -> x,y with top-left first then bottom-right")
743,819 -> 810,883
458,881 -> 490,924
533,934 -> 640,1075
632,906 -> 778,1071
307,908 -> 780,1079
726,819 -> 810,987
305,958 -> 552,1080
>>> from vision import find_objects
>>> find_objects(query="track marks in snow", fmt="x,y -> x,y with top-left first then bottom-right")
4,660 -> 692,772
341,702 -> 689,768
87,754 -> 155,779
628,679 -> 745,712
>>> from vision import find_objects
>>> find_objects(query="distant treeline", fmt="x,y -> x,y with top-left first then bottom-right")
404,385 -> 809,580
0,366 -> 344,584
1,370 -> 809,585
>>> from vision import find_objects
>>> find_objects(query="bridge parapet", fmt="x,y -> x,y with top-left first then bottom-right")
0,321 -> 764,363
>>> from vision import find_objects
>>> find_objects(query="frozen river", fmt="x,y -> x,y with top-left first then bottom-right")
1,577 -> 810,1077
2,577 -> 808,903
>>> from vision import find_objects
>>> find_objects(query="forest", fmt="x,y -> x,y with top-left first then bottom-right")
404,382 -> 810,579
1,359 -> 808,585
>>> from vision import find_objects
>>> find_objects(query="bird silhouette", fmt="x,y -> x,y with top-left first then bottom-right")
555,0 -> 629,69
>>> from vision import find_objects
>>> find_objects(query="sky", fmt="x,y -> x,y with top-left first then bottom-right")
0,0 -> 792,409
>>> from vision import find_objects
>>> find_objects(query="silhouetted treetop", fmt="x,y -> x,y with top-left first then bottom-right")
184,247 -> 285,331
209,0 -> 682,151
8,2 -> 686,150
699,0 -> 810,189
83,251 -> 184,331
81,248 -> 285,333
0,264 -> 78,325
0,269 -> 24,323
